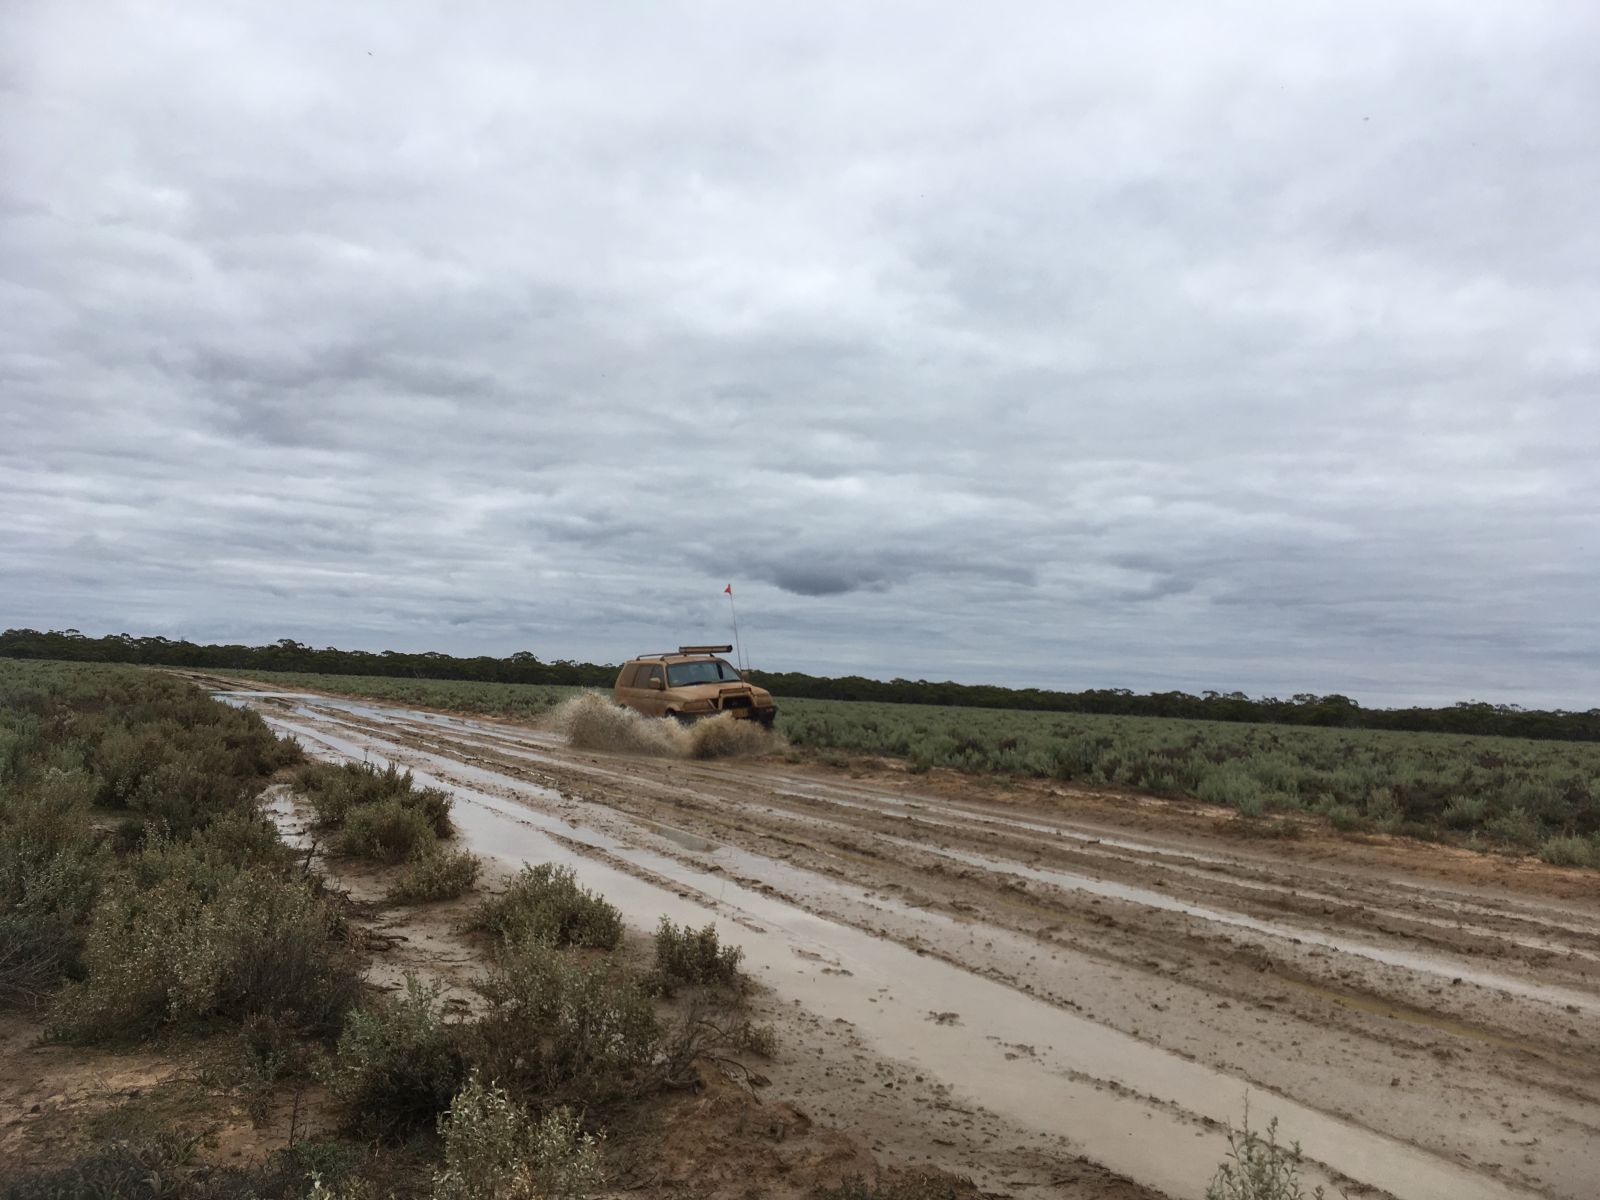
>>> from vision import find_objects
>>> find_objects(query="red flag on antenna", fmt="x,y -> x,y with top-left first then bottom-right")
724,584 -> 732,595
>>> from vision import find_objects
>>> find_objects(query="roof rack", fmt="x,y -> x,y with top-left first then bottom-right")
677,644 -> 733,655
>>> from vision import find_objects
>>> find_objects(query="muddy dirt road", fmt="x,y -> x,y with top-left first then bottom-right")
211,683 -> 1600,1200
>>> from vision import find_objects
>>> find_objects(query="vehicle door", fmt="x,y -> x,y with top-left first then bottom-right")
615,662 -> 643,708
638,663 -> 667,715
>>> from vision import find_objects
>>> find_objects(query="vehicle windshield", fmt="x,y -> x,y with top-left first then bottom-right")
666,659 -> 742,686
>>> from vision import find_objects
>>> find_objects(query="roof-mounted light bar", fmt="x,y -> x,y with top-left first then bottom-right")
677,644 -> 733,655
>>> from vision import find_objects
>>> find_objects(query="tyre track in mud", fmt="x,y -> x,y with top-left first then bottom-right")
214,686 -> 1600,1199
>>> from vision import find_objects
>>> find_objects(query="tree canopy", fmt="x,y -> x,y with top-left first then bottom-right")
4,627 -> 1594,742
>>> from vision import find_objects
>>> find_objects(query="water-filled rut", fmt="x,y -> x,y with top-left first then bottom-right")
221,687 -> 1599,1200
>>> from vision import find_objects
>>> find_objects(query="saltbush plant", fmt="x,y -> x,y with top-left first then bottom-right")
0,768 -> 108,1004
647,917 -> 744,995
471,864 -> 623,950
1538,835 -> 1595,868
387,848 -> 483,904
332,799 -> 438,864
320,975 -> 468,1140
0,662 -> 330,1015
52,867 -> 360,1041
1204,1115 -> 1324,1200
295,760 -> 453,837
1196,768 -> 1264,814
432,1074 -> 603,1200
470,939 -> 658,1109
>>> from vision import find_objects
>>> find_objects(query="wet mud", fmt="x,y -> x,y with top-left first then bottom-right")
213,684 -> 1600,1200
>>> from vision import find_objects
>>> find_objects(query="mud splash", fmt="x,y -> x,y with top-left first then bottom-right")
548,691 -> 784,760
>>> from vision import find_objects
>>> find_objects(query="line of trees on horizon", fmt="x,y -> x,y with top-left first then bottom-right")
3,626 -> 1595,743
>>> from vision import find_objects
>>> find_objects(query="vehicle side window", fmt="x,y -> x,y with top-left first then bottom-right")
642,665 -> 663,688
623,663 -> 646,687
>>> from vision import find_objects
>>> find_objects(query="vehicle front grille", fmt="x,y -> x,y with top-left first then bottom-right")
721,695 -> 752,710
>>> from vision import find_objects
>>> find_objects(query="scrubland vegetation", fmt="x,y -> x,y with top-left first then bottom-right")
0,661 -> 775,1198
253,671 -> 579,721
182,667 -> 1600,867
782,698 -> 1600,864
0,661 -> 323,1020
291,759 -> 483,899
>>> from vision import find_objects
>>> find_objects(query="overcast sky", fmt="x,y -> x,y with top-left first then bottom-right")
4,3 -> 1597,708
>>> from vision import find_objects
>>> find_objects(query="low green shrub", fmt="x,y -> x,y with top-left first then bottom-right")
127,812 -> 290,900
1363,787 -> 1402,830
295,761 -> 452,835
0,1133 -> 200,1200
51,868 -> 360,1042
1196,769 -> 1262,812
471,864 -> 622,950
0,1134 -> 364,1200
470,939 -> 658,1109
1538,835 -> 1595,868
1485,805 -> 1542,850
387,848 -> 483,904
647,918 -> 744,995
0,666 -> 318,1015
1442,795 -> 1487,830
432,1074 -> 603,1200
1205,1115 -> 1324,1200
0,770 -> 108,1005
1322,803 -> 1363,832
332,799 -> 438,864
321,975 -> 468,1140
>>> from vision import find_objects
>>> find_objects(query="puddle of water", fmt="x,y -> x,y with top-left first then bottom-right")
347,712 -> 1600,964
774,774 -> 1600,927
636,818 -> 722,855
280,702 -> 1600,1017
261,787 -> 313,850
883,835 -> 1599,1015
771,787 -> 1600,966
241,690 -> 1600,932
262,707 -> 1548,1200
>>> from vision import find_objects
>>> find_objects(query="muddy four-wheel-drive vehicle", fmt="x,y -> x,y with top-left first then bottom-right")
613,645 -> 778,727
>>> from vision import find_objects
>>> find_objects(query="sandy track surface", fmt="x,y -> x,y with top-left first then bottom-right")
208,682 -> 1600,1200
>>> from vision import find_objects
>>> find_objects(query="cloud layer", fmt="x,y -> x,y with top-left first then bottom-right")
4,3 -> 1597,707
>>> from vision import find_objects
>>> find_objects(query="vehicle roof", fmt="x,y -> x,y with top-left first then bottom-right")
627,652 -> 734,664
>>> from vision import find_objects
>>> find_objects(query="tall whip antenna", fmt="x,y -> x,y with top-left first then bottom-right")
723,583 -> 745,672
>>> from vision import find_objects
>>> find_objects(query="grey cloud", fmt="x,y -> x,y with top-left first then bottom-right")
2,1 -> 1597,707
767,563 -> 893,598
